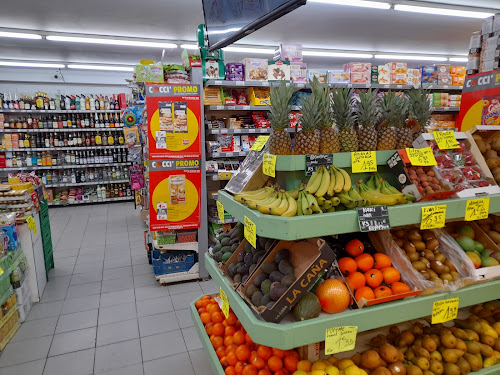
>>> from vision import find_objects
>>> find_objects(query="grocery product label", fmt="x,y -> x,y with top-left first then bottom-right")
217,171 -> 232,180
357,206 -> 390,232
26,216 -> 37,234
434,131 -> 459,150
263,153 -> 276,177
220,287 -> 230,319
0,267 -> 3,276
244,216 -> 257,248
325,326 -> 358,355
250,136 -> 269,151
421,205 -> 446,230
432,298 -> 459,324
305,153 -> 333,176
351,151 -> 377,173
465,198 -> 490,221
216,201 -> 225,224
406,147 -> 437,166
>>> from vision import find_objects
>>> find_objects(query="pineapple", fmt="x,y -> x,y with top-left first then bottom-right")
331,87 -> 358,152
310,77 -> 340,153
356,89 -> 379,151
408,88 -> 433,141
294,92 -> 321,154
268,81 -> 294,155
378,91 -> 407,150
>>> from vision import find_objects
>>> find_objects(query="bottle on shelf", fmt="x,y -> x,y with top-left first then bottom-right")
79,95 -> 85,111
99,96 -> 105,110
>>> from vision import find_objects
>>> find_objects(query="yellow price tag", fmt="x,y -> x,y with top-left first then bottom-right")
251,136 -> 270,151
26,216 -> 37,234
218,171 -> 232,180
432,298 -> 459,324
217,201 -> 225,224
325,326 -> 358,355
351,151 -> 377,173
244,216 -> 257,248
0,267 -> 3,276
434,131 -> 459,150
220,287 -> 230,319
465,198 -> 490,221
263,154 -> 276,178
421,205 -> 446,230
406,147 -> 437,166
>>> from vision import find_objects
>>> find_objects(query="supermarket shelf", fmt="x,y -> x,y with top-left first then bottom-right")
208,151 -> 249,158
152,239 -> 198,252
0,163 -> 131,171
432,107 -> 460,112
3,145 -> 125,151
154,263 -> 199,285
45,180 -> 129,188
0,323 -> 19,351
206,105 -> 271,111
0,128 -> 124,133
206,128 -> 293,135
48,196 -> 133,206
208,215 -> 238,224
205,253 -> 500,349
422,84 -> 463,91
218,190 -> 500,240
0,109 -> 121,114
0,287 -> 13,307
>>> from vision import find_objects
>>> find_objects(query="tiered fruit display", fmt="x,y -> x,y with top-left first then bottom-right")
212,223 -> 244,263
356,89 -> 379,152
269,81 -> 295,155
331,87 -> 358,152
472,132 -> 500,184
228,237 -> 276,284
406,166 -> 449,197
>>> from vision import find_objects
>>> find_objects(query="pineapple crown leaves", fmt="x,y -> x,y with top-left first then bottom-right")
330,87 -> 357,131
309,76 -> 333,129
298,91 -> 323,132
408,88 -> 433,129
269,81 -> 295,130
356,89 -> 379,129
380,91 -> 409,128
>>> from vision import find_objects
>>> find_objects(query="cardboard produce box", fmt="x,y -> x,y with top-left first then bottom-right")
237,238 -> 336,323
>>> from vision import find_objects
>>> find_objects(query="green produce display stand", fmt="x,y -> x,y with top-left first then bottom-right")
39,200 -> 54,280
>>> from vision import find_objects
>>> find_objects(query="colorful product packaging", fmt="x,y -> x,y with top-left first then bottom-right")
391,74 -> 408,85
390,62 -> 407,74
351,72 -> 370,84
0,213 -> 19,251
203,60 -> 225,80
248,87 -> 271,105
482,95 -> 500,125
242,58 -> 268,81
450,66 -> 466,76
421,65 -> 438,84
308,69 -> 328,83
268,61 -> 290,81
328,70 -> 350,83
378,64 -> 391,84
276,43 -> 303,63
225,63 -> 244,81
348,62 -> 371,73
438,74 -> 452,86
135,64 -> 164,83
452,75 -> 465,86
290,62 -> 307,83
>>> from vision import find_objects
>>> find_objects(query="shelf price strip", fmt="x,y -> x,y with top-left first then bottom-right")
357,206 -> 390,232
434,131 -> 459,150
305,153 -> 333,176
351,151 -> 377,173
421,205 -> 446,230
325,326 -> 358,355
26,216 -> 37,234
250,136 -> 270,151
217,171 -> 232,180
244,216 -> 257,248
465,198 -> 490,221
263,153 -> 276,178
216,201 -> 225,224
432,298 -> 459,324
220,287 -> 230,319
405,147 -> 437,166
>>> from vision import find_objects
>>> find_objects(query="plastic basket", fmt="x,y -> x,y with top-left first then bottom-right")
176,230 -> 197,243
151,250 -> 195,276
156,231 -> 176,245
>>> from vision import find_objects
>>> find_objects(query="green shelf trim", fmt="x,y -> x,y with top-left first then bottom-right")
206,254 -> 500,350
275,151 -> 396,171
218,191 -> 500,240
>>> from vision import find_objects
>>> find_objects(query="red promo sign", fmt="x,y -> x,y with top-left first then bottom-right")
146,83 -> 201,160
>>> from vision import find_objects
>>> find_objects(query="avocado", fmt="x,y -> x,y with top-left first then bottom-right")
233,273 -> 242,284
228,263 -> 238,276
269,271 -> 284,282
222,252 -> 232,262
261,293 -> 271,306
456,236 -> 475,252
251,291 -> 264,306
249,264 -> 256,275
270,281 -> 281,292
229,237 -> 240,246
264,239 -> 274,251
261,279 -> 272,294
221,237 -> 231,247
231,242 -> 239,251
245,284 -> 258,298
261,262 -> 278,274
274,249 -> 290,264
458,225 -> 475,240
213,251 -> 223,262
237,251 -> 245,262
236,222 -> 244,230
252,251 -> 266,264
244,252 -> 253,265
253,272 -> 268,287
218,233 -> 228,241
278,259 -> 294,276
474,241 -> 485,253
237,264 -> 249,275
270,285 -> 287,301
221,246 -> 232,253
230,228 -> 243,240
281,274 -> 296,288
242,274 -> 249,284
244,242 -> 253,253
258,236 -> 267,249
213,244 -> 222,253
266,301 -> 275,309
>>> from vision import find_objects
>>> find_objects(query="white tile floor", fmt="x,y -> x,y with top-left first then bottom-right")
0,203 -> 217,375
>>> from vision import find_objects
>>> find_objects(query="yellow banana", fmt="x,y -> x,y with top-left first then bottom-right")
330,197 -> 340,206
301,191 -> 312,215
245,192 -> 277,210
256,193 -> 282,214
314,166 -> 330,198
270,193 -> 290,216
306,168 -> 323,194
327,167 -> 337,197
332,166 -> 344,193
281,193 -> 297,217
297,193 -> 303,216
337,192 -> 357,209
286,186 -> 300,200
337,167 -> 352,192
348,188 -> 366,207
321,200 -> 333,209
306,193 -> 322,213
359,190 -> 398,206
316,197 -> 326,206
235,187 -> 274,203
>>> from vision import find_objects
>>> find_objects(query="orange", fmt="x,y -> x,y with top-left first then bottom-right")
236,345 -> 251,361
382,266 -> 401,284
225,312 -> 238,326
257,370 -> 272,375
212,311 -> 224,324
355,253 -> 374,272
284,356 -> 299,372
286,350 -> 299,360
272,348 -> 286,359
315,278 -> 351,314
296,360 -> 312,372
233,331 -> 246,346
245,333 -> 253,345
205,322 -> 214,336
225,326 -> 237,337
242,365 -> 258,375
216,346 -> 227,359
226,366 -> 237,375
251,356 -> 266,370
374,253 -> 392,269
226,344 -> 238,354
355,286 -> 375,302
200,312 -> 211,325
195,299 -> 204,309
374,285 -> 393,298
274,370 -> 290,375
207,303 -> 220,314
346,271 -> 366,290
227,351 -> 239,366
364,269 -> 383,288
345,239 -> 364,257
197,307 -> 206,315
224,336 -> 234,347
213,336 -> 225,350
391,281 -> 411,294
235,361 -> 246,374
213,323 -> 225,337
221,356 -> 230,368
338,257 -> 357,276
267,356 -> 283,372
257,345 -> 273,361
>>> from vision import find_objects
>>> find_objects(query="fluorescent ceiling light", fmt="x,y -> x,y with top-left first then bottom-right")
223,46 -> 274,54
375,54 -> 448,61
0,61 -> 65,68
46,35 -> 177,49
308,0 -> 390,9
449,57 -> 468,62
68,64 -> 134,72
0,31 -> 42,40
209,28 -> 242,35
394,4 -> 494,19
303,50 -> 373,58
180,44 -> 199,50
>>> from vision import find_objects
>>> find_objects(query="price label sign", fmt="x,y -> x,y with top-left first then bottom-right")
357,206 -> 391,232
220,287 -> 230,319
26,216 -> 37,234
263,154 -> 276,177
406,147 -> 437,166
432,298 -> 459,324
251,136 -> 270,151
216,201 -> 225,224
465,198 -> 490,221
421,205 -> 446,230
217,171 -> 232,180
325,326 -> 358,355
305,154 -> 333,176
351,151 -> 377,173
244,216 -> 257,248
434,131 -> 459,150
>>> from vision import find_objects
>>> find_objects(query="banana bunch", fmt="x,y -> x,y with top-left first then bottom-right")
306,165 -> 352,197
234,186 -> 297,217
356,174 -> 415,206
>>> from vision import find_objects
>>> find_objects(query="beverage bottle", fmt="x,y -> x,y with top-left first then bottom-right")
62,114 -> 68,128
108,131 -> 114,145
105,96 -> 110,110
52,115 -> 58,129
55,95 -> 60,110
80,95 -> 86,111
49,97 -> 55,110
75,95 -> 81,111
96,132 -> 102,145
54,134 -> 59,147
60,95 -> 66,110
67,114 -> 73,128
104,113 -> 110,128
76,114 -> 81,128
102,132 -> 108,146
70,96 -> 76,110
58,115 -> 63,129
99,113 -> 104,128
99,96 -> 105,110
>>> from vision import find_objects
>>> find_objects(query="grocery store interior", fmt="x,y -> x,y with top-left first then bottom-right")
3,0 -> 500,375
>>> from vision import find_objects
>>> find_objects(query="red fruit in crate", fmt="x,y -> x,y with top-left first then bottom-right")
435,154 -> 454,168
345,239 -> 364,257
463,152 -> 475,166
315,279 -> 351,314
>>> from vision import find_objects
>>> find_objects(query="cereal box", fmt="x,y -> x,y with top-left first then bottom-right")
290,63 -> 307,83
391,73 -> 408,85
308,69 -> 328,84
242,58 -> 268,81
268,61 -> 290,81
482,95 -> 500,125
348,62 -> 371,73
328,70 -> 350,83
351,72 -> 370,84
390,62 -> 407,74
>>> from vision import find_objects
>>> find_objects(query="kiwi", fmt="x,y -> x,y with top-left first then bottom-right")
261,279 -> 272,295
278,259 -> 294,276
253,272 -> 268,287
261,262 -> 278,274
245,284 -> 258,298
274,249 -> 290,263
269,271 -> 285,282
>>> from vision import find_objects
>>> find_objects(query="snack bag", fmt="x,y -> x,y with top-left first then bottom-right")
482,95 -> 500,125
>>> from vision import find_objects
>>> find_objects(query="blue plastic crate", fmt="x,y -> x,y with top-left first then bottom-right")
152,250 -> 195,276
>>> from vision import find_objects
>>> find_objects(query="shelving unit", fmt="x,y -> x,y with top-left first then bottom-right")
0,109 -> 121,114
48,196 -> 133,206
1,162 -> 131,171
0,128 -> 124,133
45,179 -> 128,188
152,239 -> 199,252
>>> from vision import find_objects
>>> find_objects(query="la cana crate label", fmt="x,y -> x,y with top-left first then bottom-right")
325,326 -> 358,355
305,154 -> 333,176
357,206 -> 390,232
432,298 -> 459,324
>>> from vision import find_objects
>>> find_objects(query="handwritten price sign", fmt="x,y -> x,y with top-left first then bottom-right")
220,288 -> 230,319
351,151 -> 377,173
251,136 -> 270,151
325,326 -> 358,355
421,205 -> 446,230
263,154 -> 276,177
26,216 -> 37,234
406,147 -> 437,166
434,131 -> 459,150
244,216 -> 257,248
216,201 -> 225,224
465,198 -> 490,221
432,298 -> 459,324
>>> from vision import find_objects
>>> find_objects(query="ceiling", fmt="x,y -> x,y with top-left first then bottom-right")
0,0 -> 499,69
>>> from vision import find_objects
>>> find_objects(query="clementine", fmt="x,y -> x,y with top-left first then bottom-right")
251,356 -> 266,370
242,365 -> 258,375
233,331 -> 246,346
355,253 -> 374,272
236,345 -> 251,361
227,351 -> 239,366
382,266 -> 401,284
205,322 -> 214,336
257,346 -> 273,361
213,323 -> 225,337
345,239 -> 364,257
274,369 -> 290,375
338,257 -> 357,276
346,271 -> 366,290
284,356 -> 299,372
391,281 -> 411,294
267,356 -> 284,372
225,326 -> 236,337
296,360 -> 312,372
374,285 -> 393,298
212,311 -> 224,324
235,361 -> 246,374
364,269 -> 383,288
224,336 -> 234,347
216,346 -> 227,359
272,348 -> 286,359
354,286 -> 375,302
220,356 -> 230,368
226,366 -> 237,375
225,312 -> 238,326
257,370 -> 272,375
315,278 -> 351,314
213,336 -> 225,350
200,312 -> 212,325
373,253 -> 392,269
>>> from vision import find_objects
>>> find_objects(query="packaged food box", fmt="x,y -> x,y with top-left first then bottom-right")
390,62 -> 407,74
277,43 -> 303,63
482,95 -> 500,125
349,62 -> 371,73
450,66 -> 466,76
242,58 -> 268,81
290,62 -> 307,82
268,61 -> 290,81
328,70 -> 350,83
470,33 -> 482,50
225,63 -> 244,81
308,69 -> 327,83
378,64 -> 391,84
421,65 -> 438,84
135,64 -> 164,83
351,72 -> 370,84
436,64 -> 451,74
438,74 -> 452,86
248,87 -> 271,105
391,73 -> 408,85
371,71 -> 378,83
203,59 -> 225,80
452,75 -> 465,86
483,16 -> 494,35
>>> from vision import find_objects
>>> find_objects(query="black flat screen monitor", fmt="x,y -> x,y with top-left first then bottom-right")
202,0 -> 307,51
